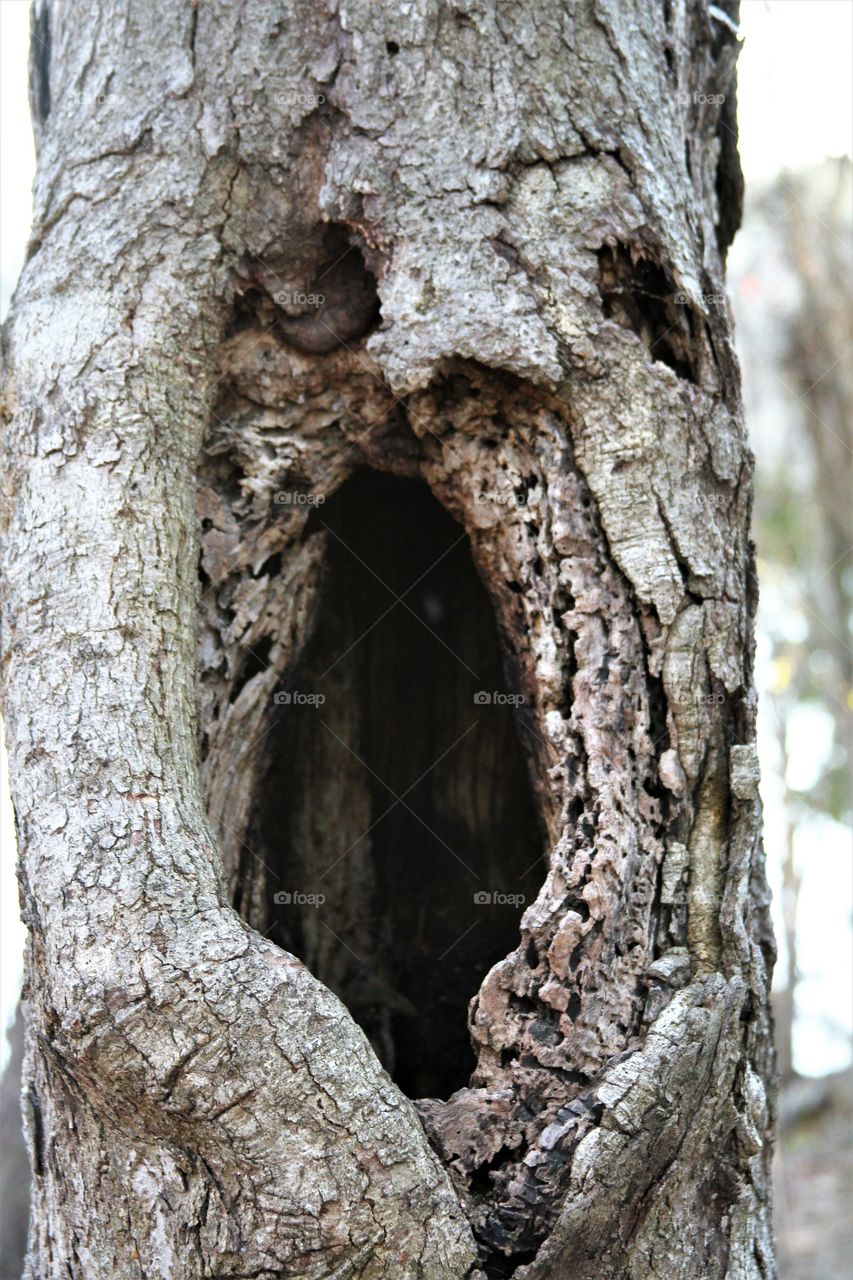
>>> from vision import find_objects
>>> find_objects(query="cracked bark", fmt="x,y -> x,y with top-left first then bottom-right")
1,1 -> 775,1277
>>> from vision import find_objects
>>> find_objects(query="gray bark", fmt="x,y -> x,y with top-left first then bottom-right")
0,1 -> 775,1277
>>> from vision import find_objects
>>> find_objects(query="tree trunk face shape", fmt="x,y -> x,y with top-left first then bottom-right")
1,1 -> 776,1277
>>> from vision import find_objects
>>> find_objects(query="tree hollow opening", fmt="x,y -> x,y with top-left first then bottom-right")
252,469 -> 544,1099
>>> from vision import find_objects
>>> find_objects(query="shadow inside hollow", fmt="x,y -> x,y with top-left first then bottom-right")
252,470 -> 545,1099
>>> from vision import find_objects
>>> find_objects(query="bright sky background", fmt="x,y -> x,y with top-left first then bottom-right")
737,0 -> 853,180
1,0 -> 851,1074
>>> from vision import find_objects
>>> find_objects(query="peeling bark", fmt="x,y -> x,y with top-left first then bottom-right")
1,1 -> 775,1277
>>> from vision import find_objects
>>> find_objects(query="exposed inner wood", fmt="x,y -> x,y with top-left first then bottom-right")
196,315 -> 674,1269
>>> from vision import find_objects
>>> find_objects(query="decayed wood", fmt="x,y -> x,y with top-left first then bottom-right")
0,1 -> 775,1276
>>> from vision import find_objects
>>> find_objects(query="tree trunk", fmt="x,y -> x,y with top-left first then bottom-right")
1,1 -> 776,1277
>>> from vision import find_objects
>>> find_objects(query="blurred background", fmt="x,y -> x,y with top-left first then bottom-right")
0,2 -> 851,1277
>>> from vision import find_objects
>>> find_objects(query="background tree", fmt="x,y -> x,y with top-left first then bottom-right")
730,157 -> 852,1083
1,1 -> 776,1277
0,1008 -> 28,1279
728,156 -> 852,1280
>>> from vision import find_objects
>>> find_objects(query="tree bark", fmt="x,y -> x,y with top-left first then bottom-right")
1,1 -> 776,1277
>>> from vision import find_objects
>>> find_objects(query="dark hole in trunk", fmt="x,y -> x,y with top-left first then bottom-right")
252,469 -> 544,1099
597,242 -> 698,383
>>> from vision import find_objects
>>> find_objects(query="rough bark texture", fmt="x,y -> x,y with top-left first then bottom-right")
0,1 -> 775,1277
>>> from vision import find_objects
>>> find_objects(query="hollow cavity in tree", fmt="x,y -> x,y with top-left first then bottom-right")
249,469 -> 545,1099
